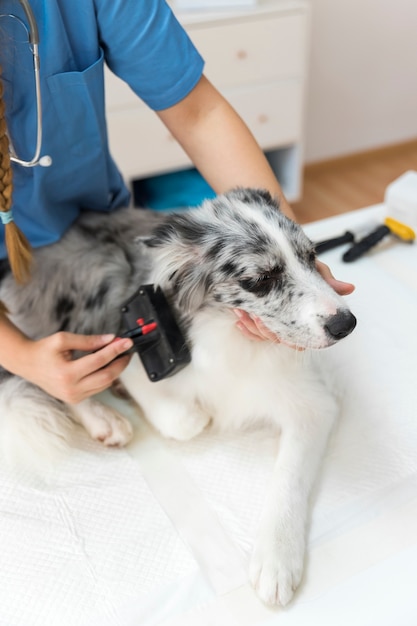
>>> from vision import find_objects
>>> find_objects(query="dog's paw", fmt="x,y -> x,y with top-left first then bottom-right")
73,400 -> 133,447
249,531 -> 304,607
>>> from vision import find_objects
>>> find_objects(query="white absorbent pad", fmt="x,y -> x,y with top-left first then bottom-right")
1,204 -> 417,626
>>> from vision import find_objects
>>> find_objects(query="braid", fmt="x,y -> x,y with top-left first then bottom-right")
0,72 -> 32,283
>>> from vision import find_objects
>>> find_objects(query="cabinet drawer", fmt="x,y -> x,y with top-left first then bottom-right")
106,79 -> 303,181
189,13 -> 306,89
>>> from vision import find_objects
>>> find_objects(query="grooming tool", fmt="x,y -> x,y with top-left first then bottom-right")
120,284 -> 191,382
121,319 -> 158,340
342,217 -> 415,263
313,222 -> 376,255
314,231 -> 355,254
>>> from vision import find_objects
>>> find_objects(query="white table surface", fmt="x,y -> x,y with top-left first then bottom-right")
1,203 -> 416,626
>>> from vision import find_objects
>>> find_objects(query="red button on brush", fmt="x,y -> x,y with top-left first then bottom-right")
140,321 -> 157,335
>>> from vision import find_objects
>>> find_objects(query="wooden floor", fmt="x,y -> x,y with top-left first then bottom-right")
292,139 -> 417,224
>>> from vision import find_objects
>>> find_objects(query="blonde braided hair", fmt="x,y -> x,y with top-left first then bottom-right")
0,73 -> 32,284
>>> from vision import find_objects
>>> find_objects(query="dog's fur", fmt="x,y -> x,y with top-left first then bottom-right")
0,189 -> 356,606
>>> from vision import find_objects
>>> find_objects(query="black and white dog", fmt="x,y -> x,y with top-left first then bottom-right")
0,189 -> 356,606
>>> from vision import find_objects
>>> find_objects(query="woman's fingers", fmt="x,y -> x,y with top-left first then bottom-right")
234,309 -> 283,343
22,332 -> 135,404
70,335 -> 134,380
75,353 -> 133,399
316,259 -> 355,295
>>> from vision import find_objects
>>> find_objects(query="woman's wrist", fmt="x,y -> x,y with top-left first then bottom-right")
0,314 -> 33,376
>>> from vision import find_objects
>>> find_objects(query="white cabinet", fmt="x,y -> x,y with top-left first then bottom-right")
104,0 -> 310,202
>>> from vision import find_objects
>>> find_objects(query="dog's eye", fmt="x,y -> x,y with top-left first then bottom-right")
239,277 -> 274,296
308,249 -> 316,265
239,266 -> 283,296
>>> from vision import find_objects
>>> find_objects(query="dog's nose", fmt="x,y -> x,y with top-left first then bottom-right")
324,310 -> 357,340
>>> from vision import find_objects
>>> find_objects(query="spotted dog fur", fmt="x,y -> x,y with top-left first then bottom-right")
0,188 -> 356,606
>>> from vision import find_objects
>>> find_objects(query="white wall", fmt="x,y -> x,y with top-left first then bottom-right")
304,0 -> 417,163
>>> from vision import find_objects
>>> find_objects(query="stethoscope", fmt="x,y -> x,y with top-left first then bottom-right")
0,0 -> 51,167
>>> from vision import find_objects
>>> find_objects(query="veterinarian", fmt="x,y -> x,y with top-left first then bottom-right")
0,0 -> 354,404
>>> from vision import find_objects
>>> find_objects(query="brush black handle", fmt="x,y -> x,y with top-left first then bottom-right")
314,231 -> 355,254
342,225 -> 390,262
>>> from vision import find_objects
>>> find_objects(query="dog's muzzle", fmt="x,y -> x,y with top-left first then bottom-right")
324,310 -> 357,341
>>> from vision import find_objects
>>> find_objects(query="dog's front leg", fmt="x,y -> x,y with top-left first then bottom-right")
249,408 -> 335,607
70,398 -> 133,446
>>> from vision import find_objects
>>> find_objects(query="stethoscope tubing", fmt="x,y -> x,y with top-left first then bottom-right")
1,0 -> 51,167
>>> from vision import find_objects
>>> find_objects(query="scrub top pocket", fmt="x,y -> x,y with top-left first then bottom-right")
46,49 -> 107,158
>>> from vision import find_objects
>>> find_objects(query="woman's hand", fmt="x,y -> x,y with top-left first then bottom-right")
234,260 -> 355,343
315,259 -> 355,296
15,332 -> 134,404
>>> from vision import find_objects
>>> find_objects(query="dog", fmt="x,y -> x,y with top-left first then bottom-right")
0,188 -> 356,606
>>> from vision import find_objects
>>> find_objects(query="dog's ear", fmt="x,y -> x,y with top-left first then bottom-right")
139,213 -> 212,313
169,263 -> 212,313
140,213 -> 207,249
228,187 -> 280,211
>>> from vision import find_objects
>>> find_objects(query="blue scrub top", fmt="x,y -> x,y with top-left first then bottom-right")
0,0 -> 204,258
